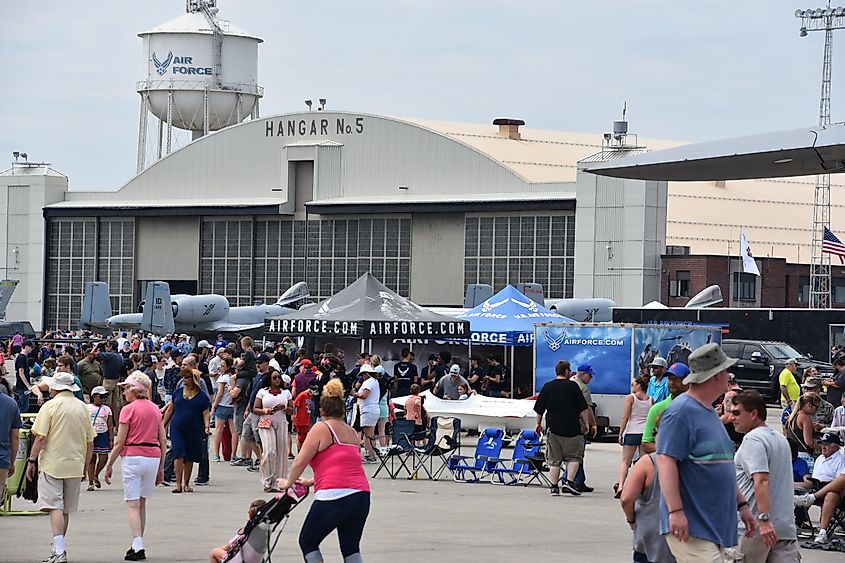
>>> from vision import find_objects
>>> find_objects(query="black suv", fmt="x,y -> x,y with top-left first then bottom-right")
0,321 -> 36,341
721,339 -> 834,403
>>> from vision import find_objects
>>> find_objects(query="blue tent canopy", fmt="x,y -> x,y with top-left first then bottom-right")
458,285 -> 575,347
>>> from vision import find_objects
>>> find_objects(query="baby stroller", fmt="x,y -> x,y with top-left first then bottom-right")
222,484 -> 310,563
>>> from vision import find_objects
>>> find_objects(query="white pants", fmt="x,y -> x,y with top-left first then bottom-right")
257,419 -> 288,489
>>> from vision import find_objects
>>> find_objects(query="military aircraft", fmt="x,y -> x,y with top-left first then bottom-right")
80,281 -> 310,338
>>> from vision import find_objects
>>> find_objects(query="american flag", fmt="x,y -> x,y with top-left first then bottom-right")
823,226 -> 845,264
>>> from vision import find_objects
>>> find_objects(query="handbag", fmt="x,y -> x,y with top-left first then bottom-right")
256,417 -> 273,430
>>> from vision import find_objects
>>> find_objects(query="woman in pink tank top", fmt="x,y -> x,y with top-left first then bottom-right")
276,379 -> 370,563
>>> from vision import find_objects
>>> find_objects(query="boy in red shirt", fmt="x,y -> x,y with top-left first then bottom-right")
292,382 -> 315,452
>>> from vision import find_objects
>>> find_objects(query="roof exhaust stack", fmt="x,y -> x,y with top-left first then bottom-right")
493,118 -> 525,140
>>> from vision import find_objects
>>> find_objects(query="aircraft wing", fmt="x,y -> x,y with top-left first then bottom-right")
584,123 -> 845,181
203,321 -> 265,333
0,280 -> 18,320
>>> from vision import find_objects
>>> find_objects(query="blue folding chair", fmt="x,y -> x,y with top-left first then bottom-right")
448,427 -> 505,483
489,429 -> 553,487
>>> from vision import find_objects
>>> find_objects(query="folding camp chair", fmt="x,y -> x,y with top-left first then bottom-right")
411,416 -> 461,481
448,427 -> 505,483
369,418 -> 425,479
487,429 -> 546,486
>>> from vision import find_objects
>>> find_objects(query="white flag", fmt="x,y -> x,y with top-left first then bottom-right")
740,229 -> 761,276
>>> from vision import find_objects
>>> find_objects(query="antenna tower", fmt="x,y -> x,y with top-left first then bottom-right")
796,4 -> 845,309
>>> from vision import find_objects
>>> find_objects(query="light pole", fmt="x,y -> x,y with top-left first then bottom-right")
796,4 -> 845,309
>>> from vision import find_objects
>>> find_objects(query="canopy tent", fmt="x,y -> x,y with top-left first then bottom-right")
264,273 -> 469,339
458,284 -> 574,346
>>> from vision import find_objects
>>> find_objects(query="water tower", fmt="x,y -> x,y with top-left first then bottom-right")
136,0 -> 263,172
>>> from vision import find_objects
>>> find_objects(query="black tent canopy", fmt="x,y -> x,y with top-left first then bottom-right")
265,273 -> 469,339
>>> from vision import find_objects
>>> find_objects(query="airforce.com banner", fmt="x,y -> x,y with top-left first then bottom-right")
534,324 -> 632,394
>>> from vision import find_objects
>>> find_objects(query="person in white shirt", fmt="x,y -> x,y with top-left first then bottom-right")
253,370 -> 292,492
812,433 -> 845,484
353,365 -> 380,463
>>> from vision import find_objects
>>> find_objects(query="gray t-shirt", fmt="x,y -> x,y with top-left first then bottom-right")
0,393 -> 23,467
434,374 -> 469,400
734,425 -> 797,541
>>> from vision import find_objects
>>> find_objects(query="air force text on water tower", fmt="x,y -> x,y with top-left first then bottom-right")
152,51 -> 212,76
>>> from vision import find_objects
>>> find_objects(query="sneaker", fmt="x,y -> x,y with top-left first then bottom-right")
160,480 -> 171,487
814,529 -> 829,544
560,480 -> 582,496
194,479 -> 209,486
229,456 -> 244,466
246,464 -> 259,472
125,547 -> 147,561
212,456 -> 221,462
576,483 -> 594,493
362,456 -> 378,464
549,486 -> 560,496
43,553 -> 68,563
794,493 -> 816,508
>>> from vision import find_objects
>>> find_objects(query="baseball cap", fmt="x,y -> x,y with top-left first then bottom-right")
359,364 -> 375,373
650,357 -> 668,368
300,359 -> 313,368
281,373 -> 292,385
256,353 -> 270,363
666,362 -> 691,379
149,355 -> 159,364
576,363 -> 594,376
449,364 -> 461,375
818,433 -> 843,446
197,340 -> 213,349
91,385 -> 108,396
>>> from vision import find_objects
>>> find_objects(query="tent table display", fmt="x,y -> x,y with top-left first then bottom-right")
265,273 -> 470,340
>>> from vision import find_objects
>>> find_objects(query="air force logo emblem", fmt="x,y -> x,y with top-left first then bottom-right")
544,330 -> 565,352
153,51 -> 173,76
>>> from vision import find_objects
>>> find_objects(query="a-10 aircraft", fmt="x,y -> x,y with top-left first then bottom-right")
80,281 -> 310,338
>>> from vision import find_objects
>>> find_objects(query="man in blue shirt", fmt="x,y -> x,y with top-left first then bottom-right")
646,356 -> 670,403
656,343 -> 757,561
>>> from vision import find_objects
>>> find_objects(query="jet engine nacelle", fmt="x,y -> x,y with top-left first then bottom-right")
171,294 -> 230,323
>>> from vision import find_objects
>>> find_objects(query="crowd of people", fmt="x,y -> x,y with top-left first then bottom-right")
6,329 -> 845,562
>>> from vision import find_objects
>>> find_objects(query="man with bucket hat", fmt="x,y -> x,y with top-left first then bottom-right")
26,372 -> 97,563
655,343 -> 757,562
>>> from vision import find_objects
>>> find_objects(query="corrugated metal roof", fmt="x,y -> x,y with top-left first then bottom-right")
578,148 -> 650,163
400,117 -> 679,183
45,198 -> 282,209
307,191 -> 576,206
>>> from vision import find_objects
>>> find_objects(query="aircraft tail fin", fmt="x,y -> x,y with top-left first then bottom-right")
277,281 -> 310,307
80,282 -> 112,331
0,280 -> 18,320
141,281 -> 175,335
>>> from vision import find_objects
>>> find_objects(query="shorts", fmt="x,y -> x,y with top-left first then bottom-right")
664,534 -> 723,563
121,455 -> 159,501
38,472 -> 81,513
360,410 -> 379,428
93,431 -> 111,453
235,404 -> 246,433
545,432 -> 584,467
732,536 -> 801,563
215,405 -> 234,420
242,412 -> 262,445
623,433 -> 643,447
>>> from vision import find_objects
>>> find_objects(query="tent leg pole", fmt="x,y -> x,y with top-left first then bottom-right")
510,346 -> 515,398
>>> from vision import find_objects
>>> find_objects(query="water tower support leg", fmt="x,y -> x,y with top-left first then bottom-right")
136,93 -> 148,174
166,90 -> 173,155
203,89 -> 210,137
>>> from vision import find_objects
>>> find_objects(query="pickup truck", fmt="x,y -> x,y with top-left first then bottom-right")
720,338 -> 834,403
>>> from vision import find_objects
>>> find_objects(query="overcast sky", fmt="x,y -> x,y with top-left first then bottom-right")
0,1 -> 839,190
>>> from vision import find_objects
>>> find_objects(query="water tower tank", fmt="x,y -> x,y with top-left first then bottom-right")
137,5 -> 263,133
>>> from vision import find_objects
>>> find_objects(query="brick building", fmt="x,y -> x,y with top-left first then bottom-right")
661,246 -> 845,309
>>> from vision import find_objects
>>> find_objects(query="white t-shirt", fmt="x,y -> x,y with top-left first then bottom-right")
216,374 -> 234,408
813,450 -> 845,482
256,388 -> 292,423
358,377 -> 380,413
88,403 -> 112,434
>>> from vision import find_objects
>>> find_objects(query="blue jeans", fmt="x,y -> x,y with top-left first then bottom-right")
299,491 -> 370,563
15,388 -> 29,413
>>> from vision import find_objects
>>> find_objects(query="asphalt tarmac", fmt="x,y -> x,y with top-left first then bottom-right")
1,436 -> 840,562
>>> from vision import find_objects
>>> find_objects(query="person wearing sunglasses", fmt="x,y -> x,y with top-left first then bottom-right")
786,393 -> 822,474
253,369 -> 292,492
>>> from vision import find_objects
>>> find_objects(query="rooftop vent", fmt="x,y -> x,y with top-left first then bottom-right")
493,118 -> 525,140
